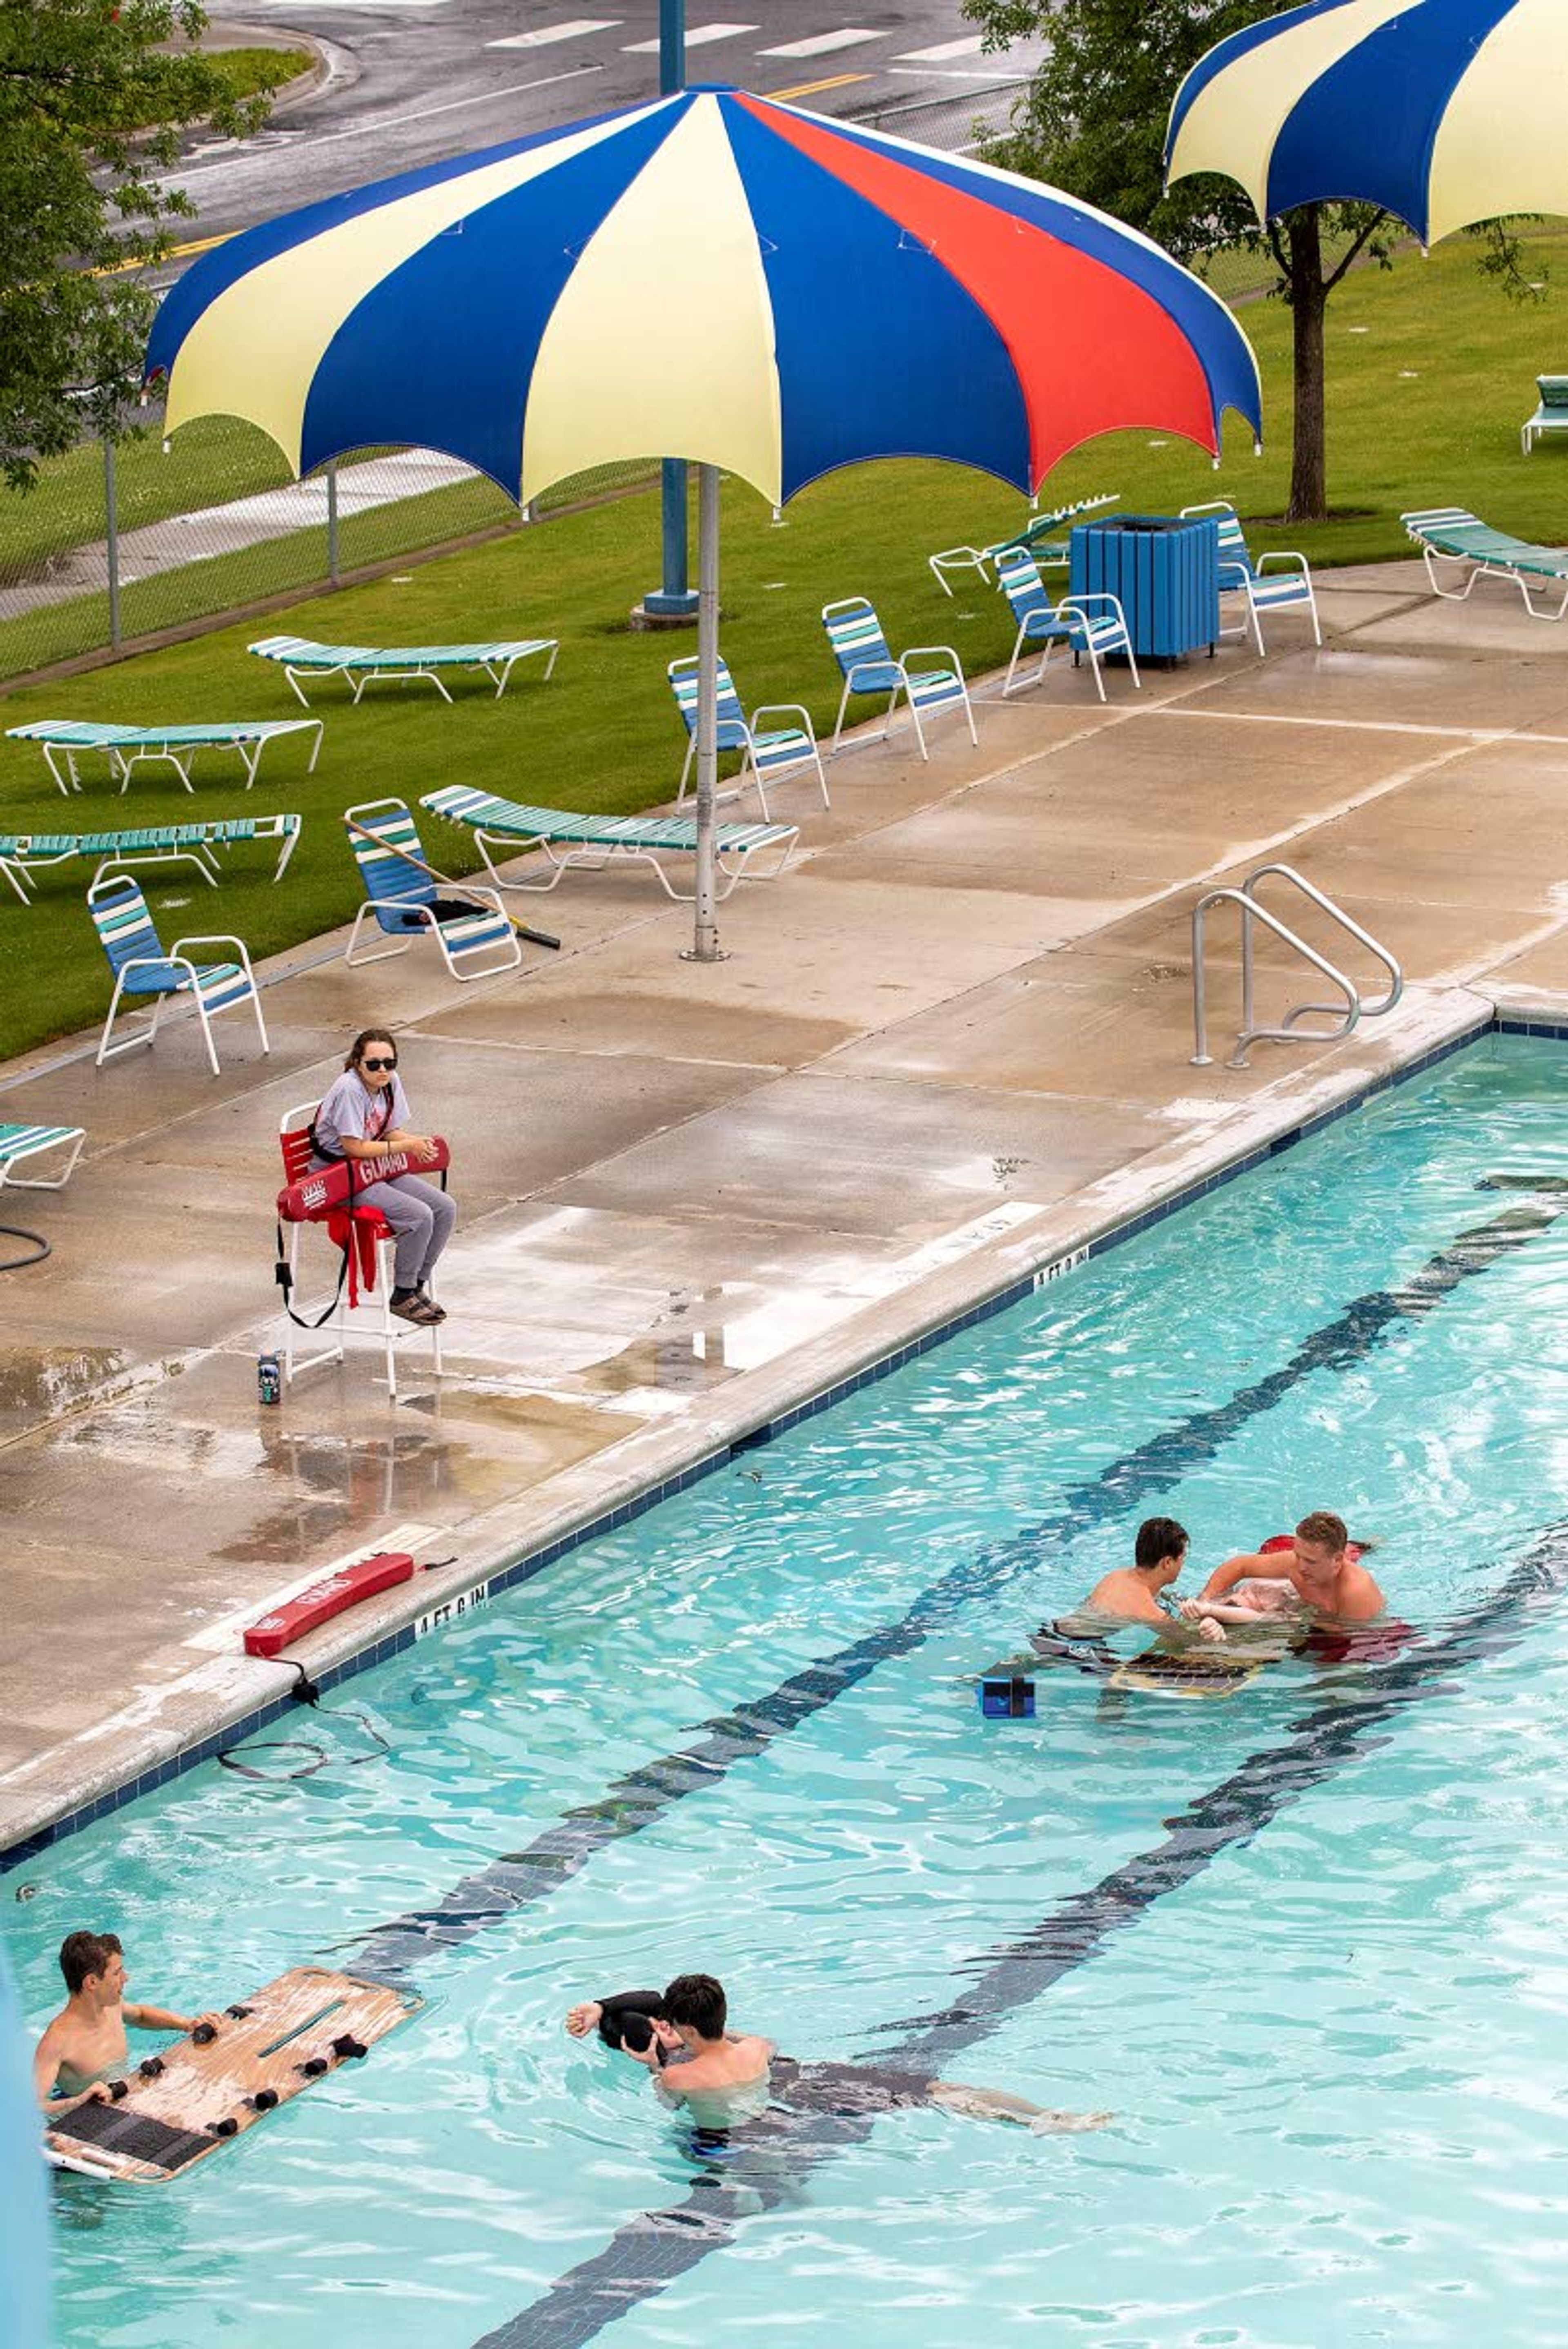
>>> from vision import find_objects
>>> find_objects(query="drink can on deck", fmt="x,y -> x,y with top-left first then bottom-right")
257,1352 -> 282,1407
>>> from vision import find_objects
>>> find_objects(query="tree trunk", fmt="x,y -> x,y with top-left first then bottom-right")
1285,209 -> 1328,524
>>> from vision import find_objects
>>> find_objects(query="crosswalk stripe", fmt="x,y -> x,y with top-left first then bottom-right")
758,26 -> 882,56
622,20 -> 756,48
893,34 -> 987,60
488,18 -> 620,46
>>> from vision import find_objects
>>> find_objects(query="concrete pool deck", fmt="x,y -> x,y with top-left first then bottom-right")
4,554 -> 1568,1857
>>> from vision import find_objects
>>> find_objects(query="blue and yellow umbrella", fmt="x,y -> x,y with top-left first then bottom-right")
148,87 -> 1263,953
1167,0 -> 1568,246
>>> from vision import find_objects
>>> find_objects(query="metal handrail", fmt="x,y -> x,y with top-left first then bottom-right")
1192,863 -> 1403,1070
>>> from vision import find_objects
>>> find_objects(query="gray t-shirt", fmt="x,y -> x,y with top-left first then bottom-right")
312,1070 -> 411,1162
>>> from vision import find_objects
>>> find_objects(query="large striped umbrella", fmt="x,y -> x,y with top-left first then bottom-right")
148,88 -> 1262,957
1166,0 -> 1568,246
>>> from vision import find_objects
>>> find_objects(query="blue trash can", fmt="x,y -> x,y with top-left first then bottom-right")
1069,512 -> 1221,662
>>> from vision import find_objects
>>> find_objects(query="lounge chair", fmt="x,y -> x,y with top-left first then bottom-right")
1401,506 -> 1568,619
420,784 -> 797,900
0,814 -> 300,904
278,1101 -> 440,1401
343,797 -> 522,982
89,872 -> 269,1075
5,717 -> 322,796
0,1123 -> 86,1191
667,657 -> 828,818
820,598 -> 976,760
1179,501 -> 1320,652
993,545 -> 1139,701
929,493 -> 1120,596
1521,376 -> 1568,455
249,634 -> 558,705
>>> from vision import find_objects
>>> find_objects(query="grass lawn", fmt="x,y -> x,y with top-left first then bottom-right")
201,47 -> 314,107
0,226 -> 1565,1065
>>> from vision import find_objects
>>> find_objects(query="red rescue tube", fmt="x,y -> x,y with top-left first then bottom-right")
243,1552 -> 416,1658
278,1139 -> 450,1222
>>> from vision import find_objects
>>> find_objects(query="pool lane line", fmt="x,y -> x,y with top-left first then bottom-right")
475,1517 -> 1568,2349
346,1193 -> 1562,1984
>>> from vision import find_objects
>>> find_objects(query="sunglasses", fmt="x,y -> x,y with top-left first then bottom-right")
361,1056 -> 397,1072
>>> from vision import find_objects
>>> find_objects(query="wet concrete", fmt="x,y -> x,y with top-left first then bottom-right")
3,555 -> 1568,1848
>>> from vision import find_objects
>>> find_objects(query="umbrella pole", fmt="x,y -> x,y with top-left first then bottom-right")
683,460 -> 723,964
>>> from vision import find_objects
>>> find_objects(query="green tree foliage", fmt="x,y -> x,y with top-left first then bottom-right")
964,0 -> 1535,521
0,0 -> 278,489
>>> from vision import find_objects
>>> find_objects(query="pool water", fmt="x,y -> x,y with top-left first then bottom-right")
12,1033 -> 1568,2349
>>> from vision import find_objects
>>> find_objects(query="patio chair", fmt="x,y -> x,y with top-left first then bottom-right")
993,545 -> 1140,702
0,815 -> 300,904
1521,376 -> 1568,455
1179,500 -> 1321,652
667,657 -> 828,818
6,717 -> 322,796
249,634 -> 558,705
420,784 -> 797,900
343,797 -> 522,982
1401,506 -> 1568,620
277,1102 -> 441,1401
929,492 -> 1120,595
88,871 -> 269,1076
821,598 -> 977,760
0,1124 -> 86,1191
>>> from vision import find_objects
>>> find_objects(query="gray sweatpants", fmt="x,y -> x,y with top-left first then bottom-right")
352,1173 -> 457,1291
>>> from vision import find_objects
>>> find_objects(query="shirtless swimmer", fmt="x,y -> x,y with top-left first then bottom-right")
33,1930 -> 223,2116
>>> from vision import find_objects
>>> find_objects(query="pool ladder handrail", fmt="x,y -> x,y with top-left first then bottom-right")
1192,862 -> 1403,1070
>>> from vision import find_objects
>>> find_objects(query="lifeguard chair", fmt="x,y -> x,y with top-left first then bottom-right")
278,1102 -> 442,1400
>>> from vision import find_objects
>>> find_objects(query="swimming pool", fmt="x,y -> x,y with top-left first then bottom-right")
12,1032 -> 1568,2349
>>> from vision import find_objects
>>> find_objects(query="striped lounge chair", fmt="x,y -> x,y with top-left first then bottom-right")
994,545 -> 1139,702
1521,375 -> 1568,455
6,717 -> 322,796
88,872 -> 269,1075
0,1123 -> 86,1191
343,798 -> 522,982
1180,501 -> 1321,652
821,597 -> 976,760
667,656 -> 828,819
420,784 -> 797,900
928,492 -> 1120,595
1401,507 -> 1568,621
0,815 -> 300,904
249,635 -> 558,705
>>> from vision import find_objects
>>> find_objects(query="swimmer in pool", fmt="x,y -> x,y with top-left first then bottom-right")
1184,1510 -> 1384,1628
33,1930 -> 223,2115
566,1975 -> 1108,2135
1071,1516 -> 1224,1641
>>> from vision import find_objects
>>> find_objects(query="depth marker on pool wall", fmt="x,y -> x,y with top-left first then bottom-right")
349,1196 -> 1562,1983
476,1517 -> 1568,2349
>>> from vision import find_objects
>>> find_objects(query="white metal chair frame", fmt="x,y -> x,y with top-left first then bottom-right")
1180,500 -> 1321,654
89,875 -> 269,1079
278,1102 -> 443,1403
342,798 -> 522,984
822,600 -> 978,761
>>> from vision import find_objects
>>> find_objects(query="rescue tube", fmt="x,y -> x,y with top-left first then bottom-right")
243,1552 -> 415,1659
277,1140 -> 450,1224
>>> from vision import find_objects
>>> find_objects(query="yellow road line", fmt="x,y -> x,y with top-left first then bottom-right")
765,72 -> 871,100
94,231 -> 233,281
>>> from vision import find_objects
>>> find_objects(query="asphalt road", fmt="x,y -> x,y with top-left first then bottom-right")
159,0 -> 1047,251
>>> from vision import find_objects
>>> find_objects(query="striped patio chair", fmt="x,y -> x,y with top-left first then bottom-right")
249,635 -> 557,704
6,717 -> 321,795
820,597 -> 977,760
928,491 -> 1120,594
0,815 -> 300,902
667,656 -> 828,819
88,873 -> 269,1076
1180,501 -> 1321,652
1401,506 -> 1568,619
994,546 -> 1140,702
420,785 -> 797,900
343,798 -> 522,983
0,1123 -> 86,1191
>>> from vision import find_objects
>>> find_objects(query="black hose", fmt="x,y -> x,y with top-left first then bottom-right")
0,1223 -> 49,1271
